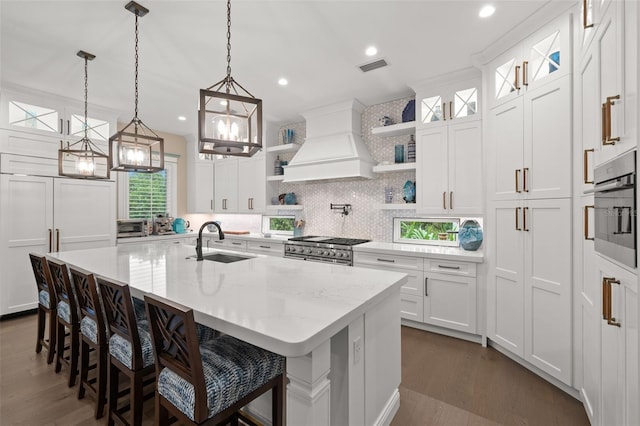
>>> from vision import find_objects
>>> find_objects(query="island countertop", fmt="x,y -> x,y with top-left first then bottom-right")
48,243 -> 407,358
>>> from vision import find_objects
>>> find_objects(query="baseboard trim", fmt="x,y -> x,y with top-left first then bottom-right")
401,319 -> 483,345
374,388 -> 400,426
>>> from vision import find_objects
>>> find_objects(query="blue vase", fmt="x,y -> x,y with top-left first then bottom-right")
459,220 -> 483,251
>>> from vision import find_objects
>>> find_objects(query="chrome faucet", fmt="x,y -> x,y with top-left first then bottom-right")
196,221 -> 225,261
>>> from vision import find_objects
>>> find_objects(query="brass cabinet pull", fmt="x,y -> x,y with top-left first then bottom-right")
515,207 -> 522,231
425,277 -> 428,297
607,278 -> 622,327
443,192 -> 447,209
583,0 -> 593,28
514,65 -> 521,90
449,192 -> 453,210
442,102 -> 447,120
515,169 -> 521,193
583,149 -> 594,184
56,228 -> 60,252
48,229 -> 53,253
603,95 -> 621,145
522,61 -> 529,86
602,277 -> 610,320
523,167 -> 529,192
601,103 -> 607,144
523,207 -> 529,231
584,205 -> 595,240
449,101 -> 453,120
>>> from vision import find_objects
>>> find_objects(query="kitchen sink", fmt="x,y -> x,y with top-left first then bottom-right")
198,253 -> 253,263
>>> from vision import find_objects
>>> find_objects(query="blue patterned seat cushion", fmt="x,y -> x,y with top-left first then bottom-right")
157,335 -> 285,421
39,290 -> 50,309
109,321 -> 154,370
80,316 -> 98,344
132,297 -> 147,322
195,324 -> 218,344
57,300 -> 71,323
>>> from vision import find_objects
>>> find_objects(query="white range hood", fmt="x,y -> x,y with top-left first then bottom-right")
283,99 -> 375,182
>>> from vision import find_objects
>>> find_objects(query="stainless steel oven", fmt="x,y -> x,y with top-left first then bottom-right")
117,219 -> 148,238
591,151 -> 636,268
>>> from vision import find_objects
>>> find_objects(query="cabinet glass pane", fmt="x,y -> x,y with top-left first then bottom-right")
8,101 -> 58,133
454,88 -> 478,118
529,31 -> 561,82
421,95 -> 443,123
495,58 -> 517,100
70,114 -> 110,141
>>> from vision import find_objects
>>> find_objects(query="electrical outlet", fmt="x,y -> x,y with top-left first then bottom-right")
353,336 -> 362,364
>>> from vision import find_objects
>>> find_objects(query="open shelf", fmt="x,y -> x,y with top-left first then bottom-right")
371,121 -> 416,137
377,203 -> 417,210
265,143 -> 302,154
266,205 -> 304,211
372,163 -> 416,173
266,175 -> 285,181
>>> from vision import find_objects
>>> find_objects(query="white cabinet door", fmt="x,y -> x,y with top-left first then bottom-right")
53,178 -> 116,251
416,125 -> 447,213
523,198 -> 572,385
238,155 -> 266,213
447,119 -> 482,215
578,49 -> 599,194
487,97 -> 524,201
487,200 -> 525,357
624,280 -> 638,426
0,90 -> 64,137
487,45 -> 523,109
190,162 -> 214,213
214,159 -> 238,213
0,174 -> 53,315
207,237 -> 247,252
424,271 -> 476,334
523,75 -> 572,199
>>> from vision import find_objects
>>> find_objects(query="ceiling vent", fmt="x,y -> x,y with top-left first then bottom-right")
358,59 -> 388,73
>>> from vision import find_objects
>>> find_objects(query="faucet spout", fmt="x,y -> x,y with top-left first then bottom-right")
196,221 -> 225,261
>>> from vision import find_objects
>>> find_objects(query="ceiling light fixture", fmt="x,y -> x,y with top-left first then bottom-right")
365,46 -> 378,56
479,4 -> 496,18
198,0 -> 262,157
58,51 -> 110,180
109,1 -> 164,173
278,78 -> 288,86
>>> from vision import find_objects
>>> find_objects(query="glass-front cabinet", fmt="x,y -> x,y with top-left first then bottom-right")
487,13 -> 570,109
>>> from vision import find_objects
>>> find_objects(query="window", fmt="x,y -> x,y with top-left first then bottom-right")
118,155 -> 178,220
262,215 -> 295,236
393,217 -> 459,247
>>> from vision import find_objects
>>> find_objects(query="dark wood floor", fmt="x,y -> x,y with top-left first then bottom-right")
0,314 -> 588,425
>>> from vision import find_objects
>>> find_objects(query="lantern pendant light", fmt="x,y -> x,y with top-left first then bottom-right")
109,1 -> 164,173
58,51 -> 110,179
198,0 -> 262,157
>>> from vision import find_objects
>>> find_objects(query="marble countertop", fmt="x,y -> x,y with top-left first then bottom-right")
49,243 -> 406,357
354,242 -> 484,263
118,232 -> 288,244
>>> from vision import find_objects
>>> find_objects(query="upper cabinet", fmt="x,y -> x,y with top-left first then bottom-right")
416,77 -> 481,129
487,14 -> 571,110
214,153 -> 266,214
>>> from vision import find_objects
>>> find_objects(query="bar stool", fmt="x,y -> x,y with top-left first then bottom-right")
96,276 -> 155,426
47,258 -> 80,387
144,294 -> 286,426
29,253 -> 58,364
70,266 -> 108,419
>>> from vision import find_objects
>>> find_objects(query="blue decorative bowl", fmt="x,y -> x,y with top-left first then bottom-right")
459,220 -> 483,251
402,181 -> 416,203
284,193 -> 297,205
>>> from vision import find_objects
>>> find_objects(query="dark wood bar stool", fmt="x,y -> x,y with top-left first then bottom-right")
96,276 -> 155,426
47,258 -> 80,387
29,253 -> 58,364
144,294 -> 286,426
70,266 -> 108,419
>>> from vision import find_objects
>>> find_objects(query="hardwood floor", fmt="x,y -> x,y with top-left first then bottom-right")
0,314 -> 589,425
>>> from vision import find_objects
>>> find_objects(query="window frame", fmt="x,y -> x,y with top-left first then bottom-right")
393,217 -> 460,247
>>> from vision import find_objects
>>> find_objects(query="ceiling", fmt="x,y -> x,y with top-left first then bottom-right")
1,0 -> 564,137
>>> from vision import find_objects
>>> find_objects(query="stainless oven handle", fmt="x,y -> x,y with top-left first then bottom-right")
585,181 -> 634,193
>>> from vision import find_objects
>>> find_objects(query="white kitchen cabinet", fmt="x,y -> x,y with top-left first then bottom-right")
415,75 -> 481,127
487,198 -> 572,385
487,75 -> 572,201
487,14 -> 571,110
205,236 -> 247,252
186,136 -> 215,213
245,240 -> 283,257
597,255 -> 638,426
416,119 -> 482,215
0,169 -> 116,316
238,154 -> 266,213
214,158 -> 239,213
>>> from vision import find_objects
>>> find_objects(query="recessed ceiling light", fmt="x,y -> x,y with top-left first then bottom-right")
479,4 -> 495,18
178,116 -> 186,121
365,46 -> 378,56
220,100 -> 228,106
278,78 -> 288,86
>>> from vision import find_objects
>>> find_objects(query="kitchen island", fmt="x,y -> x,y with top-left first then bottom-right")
48,243 -> 407,426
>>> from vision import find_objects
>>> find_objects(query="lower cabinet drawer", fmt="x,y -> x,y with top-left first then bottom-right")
246,241 -> 283,256
353,251 -> 423,270
207,238 -> 247,251
425,259 -> 476,277
401,294 -> 424,322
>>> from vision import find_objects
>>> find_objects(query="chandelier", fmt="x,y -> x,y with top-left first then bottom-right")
109,1 -> 164,173
198,0 -> 262,157
58,51 -> 110,179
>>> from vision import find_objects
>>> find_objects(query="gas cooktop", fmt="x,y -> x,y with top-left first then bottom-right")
287,236 -> 370,246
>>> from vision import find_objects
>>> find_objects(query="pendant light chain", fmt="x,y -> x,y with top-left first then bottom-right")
134,13 -> 140,120
225,0 -> 232,93
83,55 -> 89,141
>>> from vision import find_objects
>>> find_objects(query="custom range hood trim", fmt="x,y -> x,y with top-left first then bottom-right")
283,99 -> 375,182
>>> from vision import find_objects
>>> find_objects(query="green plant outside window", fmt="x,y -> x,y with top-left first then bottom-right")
400,220 -> 458,241
270,217 -> 294,231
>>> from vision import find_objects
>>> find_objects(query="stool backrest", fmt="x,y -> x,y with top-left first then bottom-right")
47,258 -> 78,324
70,267 -> 107,346
96,277 -> 144,369
144,294 -> 208,422
29,253 -> 57,308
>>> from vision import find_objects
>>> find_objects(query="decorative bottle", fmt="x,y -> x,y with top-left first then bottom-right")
274,155 -> 283,175
407,134 -> 416,162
